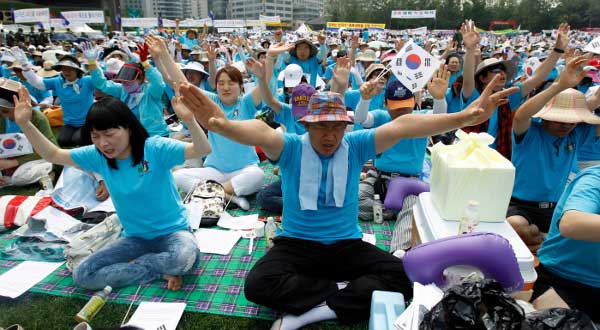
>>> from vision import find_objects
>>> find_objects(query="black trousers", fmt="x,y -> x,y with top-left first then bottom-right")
244,236 -> 412,324
532,263 -> 600,323
58,125 -> 83,147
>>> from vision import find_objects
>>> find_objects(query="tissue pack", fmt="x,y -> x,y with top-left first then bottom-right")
430,130 -> 515,222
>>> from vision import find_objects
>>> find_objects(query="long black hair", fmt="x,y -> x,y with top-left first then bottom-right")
81,96 -> 149,170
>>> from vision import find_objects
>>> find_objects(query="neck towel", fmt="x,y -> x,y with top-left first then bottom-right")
298,133 -> 349,210
62,78 -> 80,94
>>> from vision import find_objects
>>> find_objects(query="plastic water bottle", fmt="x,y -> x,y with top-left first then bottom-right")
373,194 -> 383,224
265,217 -> 277,250
40,174 -> 53,191
459,200 -> 479,234
75,285 -> 112,323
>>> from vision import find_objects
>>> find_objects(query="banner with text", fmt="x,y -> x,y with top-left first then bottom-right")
326,22 -> 386,30
213,19 -> 245,28
121,17 -> 158,28
60,11 -> 105,24
259,15 -> 281,23
13,8 -> 50,23
391,10 -> 436,19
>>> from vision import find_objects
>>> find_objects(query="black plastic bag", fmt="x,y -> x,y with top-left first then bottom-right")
523,308 -> 597,330
419,278 -> 525,330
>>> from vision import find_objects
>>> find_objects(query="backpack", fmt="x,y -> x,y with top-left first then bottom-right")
183,180 -> 226,228
64,214 -> 122,271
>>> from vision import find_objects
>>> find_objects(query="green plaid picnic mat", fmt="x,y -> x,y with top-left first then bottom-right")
0,162 -> 397,321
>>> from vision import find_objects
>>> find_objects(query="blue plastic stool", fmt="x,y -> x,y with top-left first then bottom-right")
368,290 -> 405,330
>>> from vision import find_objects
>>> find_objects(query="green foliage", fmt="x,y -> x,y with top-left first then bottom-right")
324,0 -> 599,31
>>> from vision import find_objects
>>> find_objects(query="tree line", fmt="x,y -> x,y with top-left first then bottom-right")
325,0 -> 600,32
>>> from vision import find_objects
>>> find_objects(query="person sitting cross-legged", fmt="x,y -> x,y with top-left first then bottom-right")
178,74 -> 516,329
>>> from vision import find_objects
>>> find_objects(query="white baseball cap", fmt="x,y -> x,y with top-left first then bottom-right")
279,64 -> 304,88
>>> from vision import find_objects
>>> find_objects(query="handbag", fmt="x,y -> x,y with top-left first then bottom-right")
64,214 -> 122,271
183,180 -> 226,228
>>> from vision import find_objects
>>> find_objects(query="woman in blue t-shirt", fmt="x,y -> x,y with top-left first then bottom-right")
12,83 -> 211,291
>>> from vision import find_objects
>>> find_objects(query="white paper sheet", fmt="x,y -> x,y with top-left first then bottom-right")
362,233 -> 376,245
185,199 -> 205,230
217,212 -> 258,230
0,261 -> 64,298
195,229 -> 241,255
88,198 -> 116,213
126,302 -> 186,330
19,206 -> 82,242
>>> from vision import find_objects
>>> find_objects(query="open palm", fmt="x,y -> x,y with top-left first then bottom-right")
13,86 -> 33,126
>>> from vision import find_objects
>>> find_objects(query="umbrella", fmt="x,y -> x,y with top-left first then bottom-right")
52,33 -> 77,42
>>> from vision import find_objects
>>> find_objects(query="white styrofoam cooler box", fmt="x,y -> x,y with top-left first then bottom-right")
413,192 -> 537,289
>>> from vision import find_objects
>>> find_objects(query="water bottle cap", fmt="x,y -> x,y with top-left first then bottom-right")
103,285 -> 112,293
374,194 -> 380,200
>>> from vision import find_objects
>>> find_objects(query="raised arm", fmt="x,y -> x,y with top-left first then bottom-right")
247,57 -> 282,113
244,58 -> 265,107
354,80 -> 378,128
426,64 -> 451,114
171,82 -> 211,159
12,47 -> 46,90
207,45 -> 218,90
146,35 -> 186,87
461,20 -> 480,100
14,86 -> 75,167
375,74 -> 518,154
180,83 -> 284,160
330,56 -> 351,97
521,23 -> 570,96
512,55 -> 588,136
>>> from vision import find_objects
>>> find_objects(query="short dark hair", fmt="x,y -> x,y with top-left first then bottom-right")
81,96 -> 149,170
215,65 -> 244,90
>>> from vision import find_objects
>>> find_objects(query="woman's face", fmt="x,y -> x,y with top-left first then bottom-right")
216,72 -> 241,106
185,70 -> 204,86
448,57 -> 461,72
60,66 -> 78,81
90,127 -> 131,160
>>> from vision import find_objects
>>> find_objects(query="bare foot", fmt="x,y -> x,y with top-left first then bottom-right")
163,275 -> 182,291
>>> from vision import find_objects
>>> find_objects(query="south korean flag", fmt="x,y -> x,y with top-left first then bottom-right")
0,133 -> 34,158
584,36 -> 600,55
390,40 -> 441,93
523,57 -> 541,78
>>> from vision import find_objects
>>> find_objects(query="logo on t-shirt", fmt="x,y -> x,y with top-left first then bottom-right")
232,109 -> 239,119
137,160 -> 150,176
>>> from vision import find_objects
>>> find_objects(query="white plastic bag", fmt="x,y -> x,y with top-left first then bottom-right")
9,159 -> 52,186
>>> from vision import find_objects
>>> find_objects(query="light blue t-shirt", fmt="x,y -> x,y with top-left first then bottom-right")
90,67 -> 168,137
70,136 -> 188,240
445,89 -> 462,114
179,35 -> 198,50
10,77 -> 52,105
461,84 -> 523,149
276,130 -> 376,244
511,122 -> 597,202
203,91 -> 260,172
274,103 -> 306,135
538,166 -> 600,288
371,110 -> 429,175
577,113 -> 600,162
43,75 -> 95,126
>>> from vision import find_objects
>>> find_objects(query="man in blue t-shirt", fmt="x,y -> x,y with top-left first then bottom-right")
180,77 -> 514,329
508,55 -> 600,252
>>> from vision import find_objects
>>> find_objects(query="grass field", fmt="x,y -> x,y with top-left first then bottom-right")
0,292 -> 367,329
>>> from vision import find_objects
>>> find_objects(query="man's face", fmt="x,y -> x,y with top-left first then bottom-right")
543,120 -> 577,137
295,43 -> 311,61
305,121 -> 348,156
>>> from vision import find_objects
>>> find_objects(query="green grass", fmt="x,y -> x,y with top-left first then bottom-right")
0,293 -> 367,329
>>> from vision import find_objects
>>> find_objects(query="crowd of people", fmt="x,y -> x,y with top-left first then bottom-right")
1,18 -> 600,328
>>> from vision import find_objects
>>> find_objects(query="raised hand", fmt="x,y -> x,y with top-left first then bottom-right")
461,20 -> 480,50
317,33 -> 326,45
426,64 -> 451,100
554,23 -> 570,51
80,42 -> 101,61
207,45 -> 218,61
332,56 -> 351,89
171,82 -> 194,123
351,35 -> 359,50
359,79 -> 380,100
10,47 -> 28,66
180,82 -> 227,132
245,58 -> 265,80
135,42 -> 149,62
462,74 -> 519,126
267,42 -> 294,57
12,86 -> 33,126
146,35 -> 169,58
556,54 -> 590,89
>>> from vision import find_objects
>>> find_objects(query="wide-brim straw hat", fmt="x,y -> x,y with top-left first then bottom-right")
356,49 -> 377,62
475,58 -> 517,82
290,38 -> 318,58
533,88 -> 600,124
52,55 -> 84,73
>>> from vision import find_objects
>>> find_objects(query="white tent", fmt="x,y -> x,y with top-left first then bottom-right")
295,24 -> 311,35
70,24 -> 101,34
